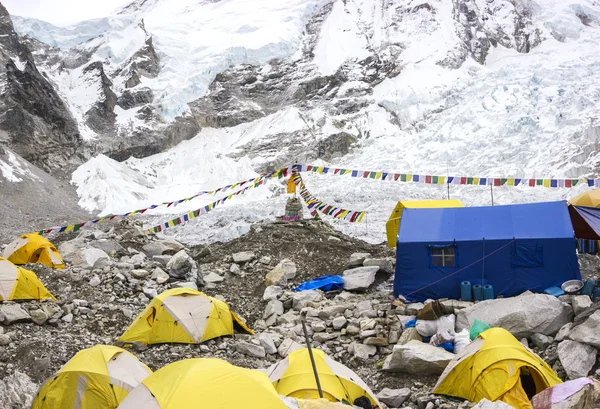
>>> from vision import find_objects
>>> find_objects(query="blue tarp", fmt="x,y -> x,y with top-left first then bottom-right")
395,201 -> 581,301
569,205 -> 600,240
294,275 -> 344,292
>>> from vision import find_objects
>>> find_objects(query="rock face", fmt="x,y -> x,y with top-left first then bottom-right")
382,340 -> 454,375
569,310 -> 600,348
455,294 -> 573,338
342,266 -> 378,291
557,340 -> 597,379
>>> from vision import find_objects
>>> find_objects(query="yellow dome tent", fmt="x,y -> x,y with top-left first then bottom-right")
117,288 -> 253,345
267,348 -> 379,407
3,233 -> 64,269
0,257 -> 55,301
433,328 -> 562,409
116,358 -> 288,409
385,200 -> 464,247
32,345 -> 151,409
569,190 -> 600,207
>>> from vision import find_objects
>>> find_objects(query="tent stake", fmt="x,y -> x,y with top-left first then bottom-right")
300,311 -> 323,399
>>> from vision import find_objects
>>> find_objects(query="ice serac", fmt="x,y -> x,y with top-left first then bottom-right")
0,3 -> 81,172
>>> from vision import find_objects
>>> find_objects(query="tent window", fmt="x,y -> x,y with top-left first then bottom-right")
511,241 -> 543,268
431,247 -> 455,267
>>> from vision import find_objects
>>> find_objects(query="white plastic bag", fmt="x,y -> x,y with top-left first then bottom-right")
437,314 -> 456,333
415,319 -> 438,337
454,328 -> 470,354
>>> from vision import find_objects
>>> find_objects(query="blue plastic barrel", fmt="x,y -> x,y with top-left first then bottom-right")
483,285 -> 494,300
578,239 -> 586,253
461,281 -> 472,301
472,284 -> 483,301
588,240 -> 598,254
582,279 -> 596,297
594,287 -> 600,301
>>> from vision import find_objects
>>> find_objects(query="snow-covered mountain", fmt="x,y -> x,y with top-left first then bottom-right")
5,0 -> 600,244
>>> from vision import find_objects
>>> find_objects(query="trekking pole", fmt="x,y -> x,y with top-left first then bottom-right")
300,311 -> 323,398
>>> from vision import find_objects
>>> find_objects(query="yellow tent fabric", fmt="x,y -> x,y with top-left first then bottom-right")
569,190 -> 600,207
117,358 -> 288,409
0,257 -> 55,301
433,328 -> 562,409
32,345 -> 151,409
3,233 -> 64,269
267,348 -> 379,407
385,200 -> 464,247
117,288 -> 253,345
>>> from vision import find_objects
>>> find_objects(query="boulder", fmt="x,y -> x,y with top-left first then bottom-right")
572,295 -> 592,316
258,334 -> 277,355
127,253 -> 146,267
472,399 -> 514,409
0,304 -> 31,324
382,340 -> 454,375
152,255 -> 171,267
351,342 -> 377,360
376,388 -> 411,408
569,310 -> 600,348
235,341 -> 266,358
166,250 -> 197,280
292,290 -> 323,310
278,338 -> 303,357
264,300 -> 284,319
142,242 -> 169,257
232,251 -> 255,263
204,272 -> 224,283
91,239 -> 126,256
131,269 -> 150,279
332,316 -> 347,330
555,323 -> 572,342
265,259 -> 297,286
346,252 -> 370,268
71,247 -> 110,268
151,268 -> 169,284
318,304 -> 353,320
158,237 -> 185,253
342,266 -> 378,291
263,286 -> 283,301
363,258 -> 394,274
440,299 -> 474,314
30,309 -> 48,325
455,294 -> 573,338
58,239 -> 85,260
531,333 -> 553,350
557,340 -> 597,379
398,328 -> 422,345
0,334 -> 10,346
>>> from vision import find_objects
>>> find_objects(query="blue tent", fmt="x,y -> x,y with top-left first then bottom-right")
394,201 -> 580,301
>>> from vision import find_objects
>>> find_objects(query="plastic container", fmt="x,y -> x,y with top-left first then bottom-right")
582,279 -> 596,297
588,240 -> 598,254
578,239 -> 587,253
472,284 -> 483,301
483,285 -> 494,300
461,281 -> 472,301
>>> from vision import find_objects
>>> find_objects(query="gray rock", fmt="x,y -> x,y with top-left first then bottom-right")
158,237 -> 185,253
89,275 -> 101,287
531,333 -> 553,350
405,303 -> 425,315
264,300 -> 284,319
376,388 -> 411,408
569,310 -> 600,348
0,304 -> 31,324
71,247 -> 110,268
311,321 -> 327,332
143,287 -> 158,299
166,250 -> 197,280
204,272 -> 224,283
455,294 -> 573,338
277,311 -> 299,325
263,285 -> 283,301
151,267 -> 169,284
58,239 -> 85,260
62,313 -> 73,323
572,295 -> 592,316
292,290 -> 323,310
555,323 -> 573,342
388,330 -> 400,344
557,340 -> 597,379
351,342 -> 377,360
363,258 -> 394,274
318,304 -> 353,320
258,334 -> 277,355
152,255 -> 171,267
142,242 -> 170,257
0,334 -> 11,346
314,332 -> 339,343
90,239 -> 126,256
229,263 -> 241,275
364,337 -> 389,346
332,316 -> 347,330
278,338 -> 303,357
342,266 -> 378,291
131,269 -> 150,279
171,281 -> 198,291
30,309 -> 48,325
235,341 -> 266,358
347,252 -> 371,268
232,251 -> 255,263
127,253 -> 147,267
265,259 -> 297,286
259,256 -> 272,264
472,399 -> 514,409
440,299 -> 474,314
382,340 -> 454,375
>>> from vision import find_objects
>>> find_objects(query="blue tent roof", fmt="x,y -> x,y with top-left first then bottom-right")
398,201 -> 574,243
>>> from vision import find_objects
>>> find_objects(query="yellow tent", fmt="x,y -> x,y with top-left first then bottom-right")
267,348 -> 379,407
3,233 -> 64,269
117,358 -> 288,409
386,200 -> 464,247
0,257 -> 55,301
118,288 -> 253,345
569,190 -> 600,207
31,345 -> 151,409
433,328 -> 562,409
